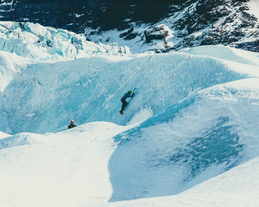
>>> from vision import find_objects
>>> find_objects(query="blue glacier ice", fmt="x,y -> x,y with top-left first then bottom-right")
1,45 -> 259,134
1,37 -> 259,205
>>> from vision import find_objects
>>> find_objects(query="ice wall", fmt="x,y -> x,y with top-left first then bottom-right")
109,78 -> 259,201
0,52 -> 17,93
1,46 -> 259,134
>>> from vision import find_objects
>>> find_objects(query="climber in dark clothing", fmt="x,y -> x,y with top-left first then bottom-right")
119,90 -> 134,115
68,119 -> 77,129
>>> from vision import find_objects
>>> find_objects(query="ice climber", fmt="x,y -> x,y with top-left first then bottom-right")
119,90 -> 134,115
68,119 -> 77,129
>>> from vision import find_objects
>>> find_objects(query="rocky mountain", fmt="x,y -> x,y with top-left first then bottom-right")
0,0 -> 259,53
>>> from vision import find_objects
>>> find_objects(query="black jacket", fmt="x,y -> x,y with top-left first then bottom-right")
68,123 -> 77,129
121,92 -> 133,101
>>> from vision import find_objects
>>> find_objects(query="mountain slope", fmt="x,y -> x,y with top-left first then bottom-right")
1,0 -> 259,53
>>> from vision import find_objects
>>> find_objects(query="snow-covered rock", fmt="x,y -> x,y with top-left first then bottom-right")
2,1 -> 259,53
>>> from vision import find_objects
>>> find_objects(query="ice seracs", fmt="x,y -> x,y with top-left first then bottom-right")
0,21 -> 131,61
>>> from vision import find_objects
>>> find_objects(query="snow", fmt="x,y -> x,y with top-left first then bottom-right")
126,107 -> 154,126
0,21 -> 131,61
81,0 -> 259,54
0,51 -> 32,93
0,131 -> 10,139
1,22 -> 259,207
0,122 -> 129,207
247,0 -> 259,20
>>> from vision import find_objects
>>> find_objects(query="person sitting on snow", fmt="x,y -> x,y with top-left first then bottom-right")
119,90 -> 134,115
68,119 -> 77,129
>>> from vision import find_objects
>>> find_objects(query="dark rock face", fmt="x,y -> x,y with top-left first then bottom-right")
0,0 -> 259,53
170,0 -> 259,52
0,0 -> 186,32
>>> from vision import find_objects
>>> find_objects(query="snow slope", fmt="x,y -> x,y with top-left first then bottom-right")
0,122 -> 130,207
1,30 -> 259,206
99,158 -> 259,207
247,0 -> 259,20
1,113 -> 259,206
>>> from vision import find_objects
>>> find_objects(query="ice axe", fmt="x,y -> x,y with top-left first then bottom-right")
132,88 -> 137,94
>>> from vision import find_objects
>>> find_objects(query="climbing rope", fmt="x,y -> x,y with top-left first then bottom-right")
131,55 -> 152,90
85,55 -> 153,122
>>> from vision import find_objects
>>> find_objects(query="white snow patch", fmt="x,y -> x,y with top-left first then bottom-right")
247,0 -> 259,20
0,131 -> 10,139
24,113 -> 36,118
127,107 -> 154,125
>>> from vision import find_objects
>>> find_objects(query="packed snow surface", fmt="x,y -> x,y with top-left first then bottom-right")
1,24 -> 259,207
247,0 -> 259,20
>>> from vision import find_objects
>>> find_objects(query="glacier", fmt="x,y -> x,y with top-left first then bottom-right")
0,22 -> 259,207
2,45 -> 259,134
0,22 -> 131,61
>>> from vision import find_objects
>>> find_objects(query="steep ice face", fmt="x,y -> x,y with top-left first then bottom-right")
0,52 -> 17,93
109,78 -> 259,201
1,45 -> 259,135
0,51 -> 31,93
0,51 -> 33,133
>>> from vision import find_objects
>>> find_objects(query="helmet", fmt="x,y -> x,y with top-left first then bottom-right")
128,90 -> 132,94
71,119 -> 74,123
